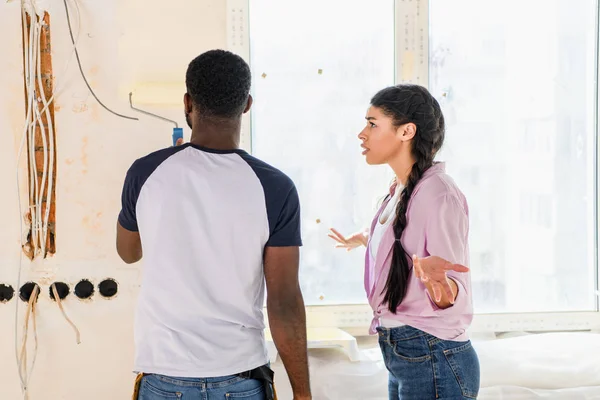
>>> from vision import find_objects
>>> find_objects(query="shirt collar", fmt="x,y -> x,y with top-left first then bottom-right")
389,162 -> 445,196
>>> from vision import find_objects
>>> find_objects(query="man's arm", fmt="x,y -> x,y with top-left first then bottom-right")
264,246 -> 311,400
116,159 -> 143,264
116,221 -> 142,264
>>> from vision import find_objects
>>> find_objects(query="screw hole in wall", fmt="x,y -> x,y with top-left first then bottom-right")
74,279 -> 94,299
49,282 -> 70,301
98,279 -> 118,298
19,282 -> 40,303
0,284 -> 15,303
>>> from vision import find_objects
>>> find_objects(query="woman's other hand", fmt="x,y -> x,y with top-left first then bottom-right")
328,228 -> 368,251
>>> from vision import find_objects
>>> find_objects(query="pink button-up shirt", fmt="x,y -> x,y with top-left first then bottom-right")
365,162 -> 473,341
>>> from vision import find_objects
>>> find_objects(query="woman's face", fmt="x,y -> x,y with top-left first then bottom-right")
358,106 -> 413,165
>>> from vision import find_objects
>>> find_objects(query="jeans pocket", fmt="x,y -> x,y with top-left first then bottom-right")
140,376 -> 183,399
387,335 -> 431,363
225,378 -> 265,399
443,341 -> 480,399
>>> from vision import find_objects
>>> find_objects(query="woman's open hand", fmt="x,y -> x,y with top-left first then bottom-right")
328,228 -> 368,251
412,255 -> 469,303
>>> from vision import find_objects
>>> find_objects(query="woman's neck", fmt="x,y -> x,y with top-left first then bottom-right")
388,151 -> 415,186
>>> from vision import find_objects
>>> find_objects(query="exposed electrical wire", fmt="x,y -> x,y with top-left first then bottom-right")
14,2 -> 132,397
34,20 -> 48,258
15,3 -> 37,394
62,0 -> 138,121
34,16 -> 54,255
35,0 -> 82,119
51,284 -> 82,344
14,2 -> 55,397
17,285 -> 39,400
14,3 -> 83,394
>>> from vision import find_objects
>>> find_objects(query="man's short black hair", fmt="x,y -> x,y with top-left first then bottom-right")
186,49 -> 251,119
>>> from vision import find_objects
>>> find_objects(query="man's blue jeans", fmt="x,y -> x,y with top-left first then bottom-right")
138,373 -> 266,399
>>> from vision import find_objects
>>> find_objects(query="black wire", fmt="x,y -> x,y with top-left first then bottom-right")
62,0 -> 138,121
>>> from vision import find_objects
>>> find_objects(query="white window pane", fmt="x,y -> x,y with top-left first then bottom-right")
430,0 -> 598,312
250,0 -> 395,305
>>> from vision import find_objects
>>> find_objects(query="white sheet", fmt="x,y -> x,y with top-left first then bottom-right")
476,332 -> 600,390
271,332 -> 600,399
479,385 -> 600,400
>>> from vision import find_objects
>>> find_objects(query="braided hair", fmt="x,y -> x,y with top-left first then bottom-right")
371,84 -> 445,312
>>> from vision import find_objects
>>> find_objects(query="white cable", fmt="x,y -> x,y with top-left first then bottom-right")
19,12 -> 39,391
27,9 -> 46,377
45,122 -> 55,256
43,110 -> 54,258
26,8 -> 36,231
51,284 -> 81,344
27,12 -> 38,254
14,3 -> 53,395
17,285 -> 39,400
15,2 -> 31,391
34,18 -> 49,257
36,0 -> 81,119
16,6 -> 39,393
34,9 -> 57,257
15,3 -> 81,396
32,20 -> 46,256
25,1 -> 80,255
32,0 -> 81,257
27,14 -> 39,256
27,1 -> 80,256
37,15 -> 55,258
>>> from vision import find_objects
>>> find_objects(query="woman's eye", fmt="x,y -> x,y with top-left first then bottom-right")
369,122 -> 376,128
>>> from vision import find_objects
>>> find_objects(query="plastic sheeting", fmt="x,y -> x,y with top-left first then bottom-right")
271,332 -> 600,399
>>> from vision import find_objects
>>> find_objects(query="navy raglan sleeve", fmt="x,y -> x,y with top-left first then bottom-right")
117,145 -> 187,232
237,152 -> 303,247
266,184 -> 302,247
118,164 -> 141,232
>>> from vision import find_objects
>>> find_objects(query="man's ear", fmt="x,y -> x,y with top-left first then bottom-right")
184,93 -> 193,114
398,122 -> 417,142
243,95 -> 253,114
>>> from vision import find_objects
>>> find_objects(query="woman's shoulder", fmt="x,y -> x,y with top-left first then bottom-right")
412,163 -> 467,208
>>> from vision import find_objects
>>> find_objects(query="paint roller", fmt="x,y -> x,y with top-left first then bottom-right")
129,92 -> 183,146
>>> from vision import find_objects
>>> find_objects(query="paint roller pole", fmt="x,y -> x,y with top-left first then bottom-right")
128,92 -> 183,146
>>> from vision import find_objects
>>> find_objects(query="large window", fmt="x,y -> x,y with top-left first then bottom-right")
250,0 -> 396,305
246,0 -> 599,319
430,0 -> 598,313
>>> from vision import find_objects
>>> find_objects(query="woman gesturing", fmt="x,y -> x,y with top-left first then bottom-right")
330,84 -> 480,399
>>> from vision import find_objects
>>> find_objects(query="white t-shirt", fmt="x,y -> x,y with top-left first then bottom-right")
370,186 -> 406,329
118,143 -> 302,378
369,187 -> 402,263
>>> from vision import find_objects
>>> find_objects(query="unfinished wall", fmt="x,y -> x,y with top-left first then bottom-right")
22,11 -> 58,260
0,1 -> 226,398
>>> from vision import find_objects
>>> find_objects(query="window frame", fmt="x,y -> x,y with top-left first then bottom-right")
230,0 -> 600,333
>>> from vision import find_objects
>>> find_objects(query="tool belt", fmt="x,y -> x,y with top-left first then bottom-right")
237,364 -> 277,400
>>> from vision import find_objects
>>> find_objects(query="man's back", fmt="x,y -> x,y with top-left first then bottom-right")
117,49 -> 311,399
118,143 -> 301,377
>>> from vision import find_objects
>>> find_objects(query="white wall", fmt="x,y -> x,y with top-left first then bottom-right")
0,1 -> 226,398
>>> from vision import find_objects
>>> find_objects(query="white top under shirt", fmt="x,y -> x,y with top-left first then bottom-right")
369,187 -> 401,263
369,185 -> 405,329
